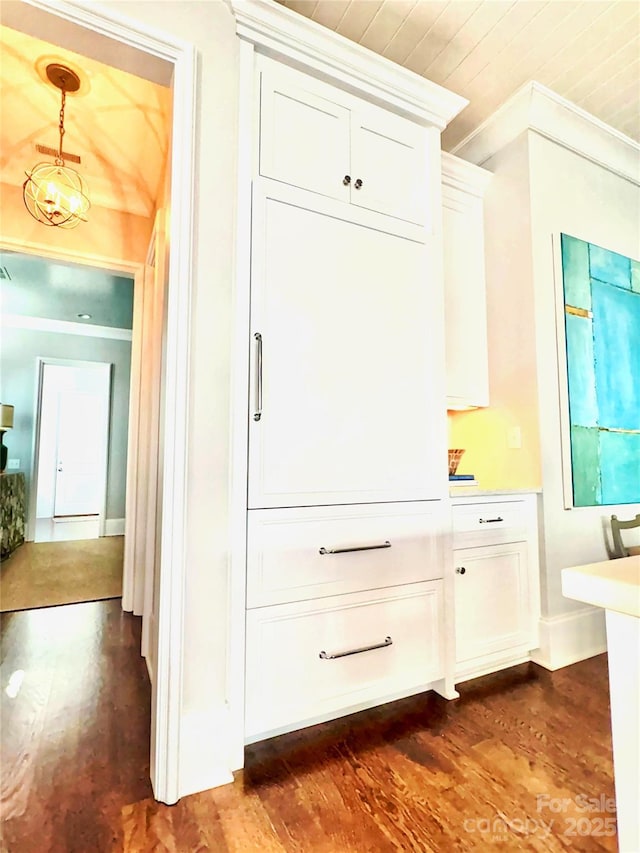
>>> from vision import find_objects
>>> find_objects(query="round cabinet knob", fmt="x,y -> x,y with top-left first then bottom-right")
354,178 -> 363,189
455,567 -> 466,575
343,175 -> 351,186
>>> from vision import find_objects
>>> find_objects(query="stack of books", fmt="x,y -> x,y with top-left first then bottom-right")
449,473 -> 478,487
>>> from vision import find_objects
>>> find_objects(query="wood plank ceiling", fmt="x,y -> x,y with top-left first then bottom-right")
277,0 -> 640,151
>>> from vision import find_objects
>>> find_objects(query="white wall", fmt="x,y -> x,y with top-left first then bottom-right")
528,132 -> 640,620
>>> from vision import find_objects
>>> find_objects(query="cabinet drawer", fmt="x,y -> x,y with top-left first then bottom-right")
247,502 -> 443,608
245,581 -> 443,738
452,500 -> 527,547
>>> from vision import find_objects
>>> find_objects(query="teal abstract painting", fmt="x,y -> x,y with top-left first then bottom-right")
561,234 -> 640,506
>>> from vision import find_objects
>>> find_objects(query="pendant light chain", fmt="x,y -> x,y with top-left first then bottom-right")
57,84 -> 66,166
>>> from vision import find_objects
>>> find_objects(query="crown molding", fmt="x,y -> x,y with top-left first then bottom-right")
441,151 -> 492,199
227,0 -> 467,130
451,81 -> 640,186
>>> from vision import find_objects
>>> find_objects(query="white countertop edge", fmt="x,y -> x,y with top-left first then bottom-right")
450,488 -> 542,499
562,556 -> 640,619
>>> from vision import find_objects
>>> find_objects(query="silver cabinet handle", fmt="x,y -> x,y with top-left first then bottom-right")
319,540 -> 391,555
319,636 -> 392,660
253,332 -> 262,422
479,516 -> 503,524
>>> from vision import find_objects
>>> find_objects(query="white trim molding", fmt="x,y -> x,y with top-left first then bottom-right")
228,0 -> 467,130
441,151 -> 492,200
104,518 -> 125,536
452,81 -> 640,186
2,313 -> 133,341
21,0 -> 198,806
530,607 -> 607,671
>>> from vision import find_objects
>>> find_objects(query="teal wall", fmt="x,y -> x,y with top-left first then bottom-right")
0,327 -> 131,522
0,252 -> 133,329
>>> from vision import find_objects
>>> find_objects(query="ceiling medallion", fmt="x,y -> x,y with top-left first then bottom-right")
23,63 -> 90,229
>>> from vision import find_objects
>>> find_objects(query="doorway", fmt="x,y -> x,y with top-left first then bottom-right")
34,360 -> 111,543
0,0 -> 197,805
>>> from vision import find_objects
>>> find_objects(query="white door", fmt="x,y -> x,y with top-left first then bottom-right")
248,189 -> 439,508
35,362 -> 111,529
54,388 -> 109,516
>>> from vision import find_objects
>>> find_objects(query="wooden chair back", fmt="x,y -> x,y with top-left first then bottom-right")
610,513 -> 640,559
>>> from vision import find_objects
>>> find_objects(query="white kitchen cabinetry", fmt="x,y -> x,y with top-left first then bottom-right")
247,184 -> 439,509
259,59 -> 429,227
452,493 -> 541,682
245,580 -> 444,740
442,152 -> 492,410
231,1 -> 466,760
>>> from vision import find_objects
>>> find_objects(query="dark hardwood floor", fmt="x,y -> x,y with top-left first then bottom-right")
1,600 -> 616,852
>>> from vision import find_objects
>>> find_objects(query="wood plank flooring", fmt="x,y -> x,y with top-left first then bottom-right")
1,600 -> 616,852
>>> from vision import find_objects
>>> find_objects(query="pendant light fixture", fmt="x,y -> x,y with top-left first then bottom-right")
23,63 -> 90,228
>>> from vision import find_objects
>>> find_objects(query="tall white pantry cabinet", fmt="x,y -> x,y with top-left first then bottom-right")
230,0 -> 468,753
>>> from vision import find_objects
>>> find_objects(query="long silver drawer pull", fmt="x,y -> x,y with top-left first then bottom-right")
319,540 -> 391,555
253,332 -> 262,422
319,636 -> 392,660
479,516 -> 504,524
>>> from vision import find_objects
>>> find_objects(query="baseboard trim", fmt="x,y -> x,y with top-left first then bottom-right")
104,518 -> 125,536
179,707 -> 234,797
530,607 -> 607,671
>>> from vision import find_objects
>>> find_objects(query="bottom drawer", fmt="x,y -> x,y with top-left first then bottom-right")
245,580 -> 443,739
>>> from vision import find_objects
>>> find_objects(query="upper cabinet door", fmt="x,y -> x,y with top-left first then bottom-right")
441,155 -> 491,410
350,104 -> 429,227
259,66 -> 351,203
258,60 -> 429,228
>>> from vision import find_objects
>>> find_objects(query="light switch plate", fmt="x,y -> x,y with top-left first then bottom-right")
507,427 -> 522,449
6,458 -> 20,469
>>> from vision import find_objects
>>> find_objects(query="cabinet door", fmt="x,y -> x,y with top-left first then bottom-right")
248,189 -> 441,508
443,192 -> 489,408
245,581 -> 443,739
454,542 -> 530,664
350,103 -> 429,227
259,65 -> 351,203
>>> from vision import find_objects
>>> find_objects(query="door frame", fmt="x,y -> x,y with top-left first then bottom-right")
11,0 -> 197,805
30,358 -> 112,537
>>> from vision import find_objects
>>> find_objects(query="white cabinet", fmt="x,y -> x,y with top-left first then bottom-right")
245,581 -> 444,740
236,35 -> 464,749
259,59 -> 429,227
247,502 -> 445,608
454,541 -> 530,663
248,186 -> 441,509
442,152 -> 491,410
452,494 -> 540,682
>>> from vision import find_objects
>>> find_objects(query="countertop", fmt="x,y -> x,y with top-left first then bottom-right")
449,488 -> 541,498
561,555 -> 640,618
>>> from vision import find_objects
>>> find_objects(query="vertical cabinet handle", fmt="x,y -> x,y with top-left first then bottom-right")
253,332 -> 262,422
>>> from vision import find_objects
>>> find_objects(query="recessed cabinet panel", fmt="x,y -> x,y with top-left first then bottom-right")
246,502 -> 443,608
260,67 -> 351,203
351,104 -> 428,226
248,191 -> 439,508
454,542 -> 530,664
245,581 -> 444,739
